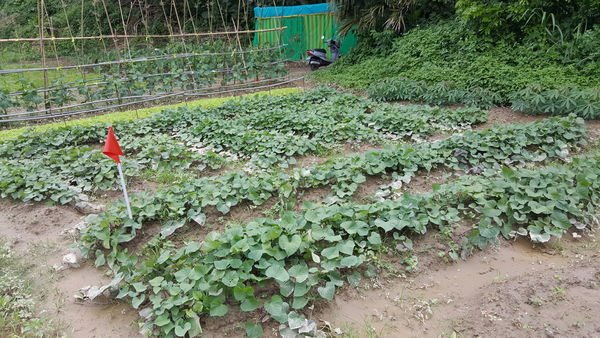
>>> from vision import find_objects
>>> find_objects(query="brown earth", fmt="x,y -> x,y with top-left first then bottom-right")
321,235 -> 600,338
0,199 -> 142,338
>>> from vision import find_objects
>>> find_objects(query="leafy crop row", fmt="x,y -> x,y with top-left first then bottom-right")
0,88 -> 299,141
511,85 -> 600,119
0,135 -> 226,204
0,89 -> 490,204
79,116 -> 587,255
368,77 -> 600,119
85,147 -> 599,337
367,78 -> 502,108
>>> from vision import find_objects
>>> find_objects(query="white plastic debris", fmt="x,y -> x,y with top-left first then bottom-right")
75,274 -> 123,302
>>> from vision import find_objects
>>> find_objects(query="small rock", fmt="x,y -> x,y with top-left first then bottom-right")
390,180 -> 403,190
298,320 -> 317,334
52,264 -> 66,272
62,253 -> 80,268
62,220 -> 88,237
572,232 -> 582,239
74,201 -> 105,214
62,248 -> 84,268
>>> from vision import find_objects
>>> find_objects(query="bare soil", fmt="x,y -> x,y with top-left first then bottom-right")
0,199 -> 142,338
321,236 -> 600,338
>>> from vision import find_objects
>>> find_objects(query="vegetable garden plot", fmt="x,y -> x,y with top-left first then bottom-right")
70,115 -> 588,337
81,145 -> 598,338
78,114 -> 587,251
0,39 -> 289,123
0,86 -> 595,337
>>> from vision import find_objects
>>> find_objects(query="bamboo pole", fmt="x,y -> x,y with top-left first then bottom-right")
0,27 -> 287,42
38,0 -> 50,113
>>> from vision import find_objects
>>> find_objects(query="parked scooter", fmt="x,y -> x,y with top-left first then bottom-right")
306,36 -> 340,71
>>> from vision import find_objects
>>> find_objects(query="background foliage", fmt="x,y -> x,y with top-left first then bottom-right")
0,0 -> 324,38
312,19 -> 600,104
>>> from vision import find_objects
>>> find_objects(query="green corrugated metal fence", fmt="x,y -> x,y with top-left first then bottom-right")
254,13 -> 357,61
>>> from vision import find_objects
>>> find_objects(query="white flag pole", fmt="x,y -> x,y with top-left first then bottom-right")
117,162 -> 133,220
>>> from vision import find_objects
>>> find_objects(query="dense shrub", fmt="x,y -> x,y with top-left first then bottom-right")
313,20 -> 600,97
511,85 -> 600,119
456,0 -> 600,39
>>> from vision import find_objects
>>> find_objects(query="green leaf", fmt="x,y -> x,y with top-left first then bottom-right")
367,232 -> 382,245
221,271 -> 240,287
292,295 -> 309,309
174,322 -> 191,337
209,304 -> 228,317
94,251 -> 106,267
293,282 -> 310,297
317,282 -> 336,300
149,276 -> 164,287
347,271 -> 361,287
340,255 -> 360,268
187,312 -> 202,337
311,251 -> 321,263
245,323 -> 263,338
278,234 -> 302,256
132,294 -> 145,309
233,285 -> 253,301
240,297 -> 260,312
305,209 -> 326,223
321,246 -> 340,259
216,203 -> 230,214
264,295 -> 289,323
155,314 -> 171,327
132,282 -> 147,293
265,264 -> 290,282
338,240 -> 355,255
374,218 -> 395,232
341,220 -> 369,235
288,263 -> 309,283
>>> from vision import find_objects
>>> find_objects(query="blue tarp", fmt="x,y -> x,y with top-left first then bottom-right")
254,3 -> 333,18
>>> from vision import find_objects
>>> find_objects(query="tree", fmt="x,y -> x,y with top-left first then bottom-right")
333,0 -> 455,35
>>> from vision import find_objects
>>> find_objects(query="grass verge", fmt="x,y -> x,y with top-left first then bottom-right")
0,242 -> 62,337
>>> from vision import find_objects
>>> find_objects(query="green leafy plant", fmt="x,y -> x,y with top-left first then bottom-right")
367,77 -> 502,108
511,85 -> 600,119
82,147 -> 599,337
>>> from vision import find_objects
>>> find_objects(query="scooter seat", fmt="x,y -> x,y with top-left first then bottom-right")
314,48 -> 327,53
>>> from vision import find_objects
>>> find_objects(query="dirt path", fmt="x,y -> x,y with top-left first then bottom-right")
0,199 -> 141,338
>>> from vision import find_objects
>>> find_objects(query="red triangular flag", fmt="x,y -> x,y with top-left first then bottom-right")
103,126 -> 123,163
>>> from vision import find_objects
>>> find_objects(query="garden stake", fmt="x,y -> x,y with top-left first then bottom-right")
102,126 -> 133,219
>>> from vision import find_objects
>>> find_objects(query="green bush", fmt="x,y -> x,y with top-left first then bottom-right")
312,20 -> 600,97
511,85 -> 600,119
455,0 -> 600,40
